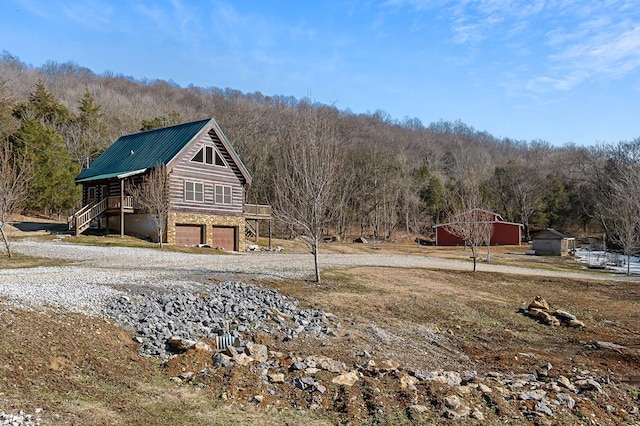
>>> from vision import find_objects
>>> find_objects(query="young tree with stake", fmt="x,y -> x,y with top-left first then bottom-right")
272,108 -> 342,283
443,182 -> 493,272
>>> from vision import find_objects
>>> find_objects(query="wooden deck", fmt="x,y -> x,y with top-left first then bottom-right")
243,204 -> 272,219
106,195 -> 135,213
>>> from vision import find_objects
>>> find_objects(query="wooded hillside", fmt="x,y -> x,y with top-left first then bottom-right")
1,52 -> 638,242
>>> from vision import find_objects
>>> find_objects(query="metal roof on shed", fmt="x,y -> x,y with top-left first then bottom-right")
531,228 -> 569,239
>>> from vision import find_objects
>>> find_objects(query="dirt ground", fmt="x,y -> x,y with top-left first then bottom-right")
244,268 -> 640,423
1,264 -> 639,424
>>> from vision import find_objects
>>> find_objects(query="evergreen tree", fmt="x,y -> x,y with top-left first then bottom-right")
542,174 -> 571,229
413,164 -> 445,223
12,118 -> 79,215
61,87 -> 108,169
14,80 -> 70,126
140,111 -> 182,131
10,81 -> 79,215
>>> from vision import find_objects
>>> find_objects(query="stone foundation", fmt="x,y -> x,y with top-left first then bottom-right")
167,212 -> 246,251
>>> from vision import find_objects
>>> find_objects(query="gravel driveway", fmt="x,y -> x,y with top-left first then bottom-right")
2,239 -> 637,314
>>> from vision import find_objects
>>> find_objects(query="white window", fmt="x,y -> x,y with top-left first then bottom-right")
215,184 -> 232,205
185,181 -> 204,202
191,146 -> 227,167
87,186 -> 96,199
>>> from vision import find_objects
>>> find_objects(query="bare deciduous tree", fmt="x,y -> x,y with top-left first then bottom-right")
604,166 -> 640,275
272,108 -> 342,282
491,162 -> 545,241
0,139 -> 31,257
444,184 -> 493,272
127,165 -> 170,247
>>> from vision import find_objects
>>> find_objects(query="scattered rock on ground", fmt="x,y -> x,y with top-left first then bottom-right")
521,296 -> 586,328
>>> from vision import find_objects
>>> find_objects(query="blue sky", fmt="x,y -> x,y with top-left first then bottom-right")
1,0 -> 639,145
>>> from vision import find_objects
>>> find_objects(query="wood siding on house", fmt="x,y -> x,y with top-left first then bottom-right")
209,127 -> 246,185
168,131 -> 245,216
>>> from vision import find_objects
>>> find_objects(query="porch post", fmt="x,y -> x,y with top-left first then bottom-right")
120,179 -> 125,238
255,219 -> 259,242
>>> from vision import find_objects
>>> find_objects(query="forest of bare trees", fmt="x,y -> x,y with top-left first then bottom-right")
1,51 -> 639,246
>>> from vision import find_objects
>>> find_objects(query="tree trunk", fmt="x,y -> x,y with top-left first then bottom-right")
0,225 -> 12,258
471,245 -> 477,272
627,253 -> 631,276
405,210 -> 409,234
523,223 -> 531,242
313,239 -> 321,283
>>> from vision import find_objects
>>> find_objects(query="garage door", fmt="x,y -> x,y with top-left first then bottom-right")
212,226 -> 236,251
175,225 -> 203,246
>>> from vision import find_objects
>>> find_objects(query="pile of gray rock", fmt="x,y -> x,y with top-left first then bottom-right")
103,281 -> 338,358
166,333 -> 622,422
521,296 -> 586,327
0,410 -> 40,426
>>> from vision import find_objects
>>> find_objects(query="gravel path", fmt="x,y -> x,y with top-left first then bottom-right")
2,239 -> 638,314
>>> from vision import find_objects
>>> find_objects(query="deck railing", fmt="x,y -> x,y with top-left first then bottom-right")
68,198 -> 108,235
243,204 -> 272,219
107,195 -> 135,210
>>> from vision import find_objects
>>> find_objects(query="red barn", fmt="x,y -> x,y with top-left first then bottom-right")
434,209 -> 523,246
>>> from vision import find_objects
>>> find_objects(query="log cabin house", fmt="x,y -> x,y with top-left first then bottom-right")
69,118 -> 271,250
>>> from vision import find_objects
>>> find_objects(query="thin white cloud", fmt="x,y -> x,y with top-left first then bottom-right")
134,0 -> 204,45
381,0 -> 442,10
12,0 -> 114,29
446,0 -> 547,46
11,0 -> 56,20
534,18 -> 640,92
61,1 -> 113,28
385,0 -> 640,95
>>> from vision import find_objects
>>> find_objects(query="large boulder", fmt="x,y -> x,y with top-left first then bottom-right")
528,296 -> 550,311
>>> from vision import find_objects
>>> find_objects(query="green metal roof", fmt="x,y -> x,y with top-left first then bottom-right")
75,119 -> 211,183
75,169 -> 147,184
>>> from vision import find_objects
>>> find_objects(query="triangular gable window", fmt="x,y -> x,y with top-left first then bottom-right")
191,146 -> 227,167
215,151 -> 226,166
192,148 -> 204,163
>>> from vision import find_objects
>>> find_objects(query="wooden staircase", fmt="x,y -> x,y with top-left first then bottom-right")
245,220 -> 257,238
68,198 -> 108,236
